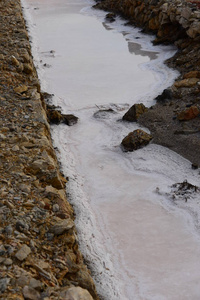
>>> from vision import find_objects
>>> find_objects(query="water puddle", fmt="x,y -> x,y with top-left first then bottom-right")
23,0 -> 200,299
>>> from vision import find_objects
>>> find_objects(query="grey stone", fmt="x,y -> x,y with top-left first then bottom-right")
0,278 -> 10,293
16,219 -> 29,232
60,286 -> 93,300
23,286 -> 41,300
15,244 -> 31,261
29,278 -> 42,290
17,275 -> 30,287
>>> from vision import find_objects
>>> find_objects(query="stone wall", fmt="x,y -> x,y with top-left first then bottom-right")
0,0 -> 98,299
94,0 -> 200,43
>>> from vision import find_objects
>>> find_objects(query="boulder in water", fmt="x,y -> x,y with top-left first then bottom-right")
121,129 -> 152,151
122,103 -> 148,122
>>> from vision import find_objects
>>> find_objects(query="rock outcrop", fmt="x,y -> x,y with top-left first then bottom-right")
0,0 -> 98,299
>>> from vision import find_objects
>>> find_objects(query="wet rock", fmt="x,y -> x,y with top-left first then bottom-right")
23,286 -> 40,300
60,286 -> 93,300
63,114 -> 78,126
93,108 -> 116,119
122,103 -> 148,122
50,219 -> 74,235
15,244 -> 31,261
105,12 -> 116,22
3,258 -> 12,266
47,109 -> 63,124
177,105 -> 200,121
155,88 -> 173,102
121,129 -> 152,151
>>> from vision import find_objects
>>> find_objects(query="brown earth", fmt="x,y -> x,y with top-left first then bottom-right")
94,0 -> 200,166
0,0 -> 99,299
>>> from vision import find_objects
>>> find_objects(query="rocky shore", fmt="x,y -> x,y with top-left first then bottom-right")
94,0 -> 200,166
0,0 -> 98,299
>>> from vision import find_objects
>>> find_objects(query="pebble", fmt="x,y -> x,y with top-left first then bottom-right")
15,244 -> 31,261
23,286 -> 40,300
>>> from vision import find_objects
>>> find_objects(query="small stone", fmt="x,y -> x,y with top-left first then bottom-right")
4,225 -> 13,235
23,63 -> 33,74
17,275 -> 30,287
16,220 -> 29,232
29,278 -> 42,290
60,286 -> 93,300
3,258 -> 13,266
0,278 -> 10,293
50,218 -> 74,235
15,244 -> 31,261
23,286 -> 40,300
12,145 -> 20,152
52,204 -> 59,212
62,114 -> 78,126
11,55 -> 20,66
14,85 -> 28,94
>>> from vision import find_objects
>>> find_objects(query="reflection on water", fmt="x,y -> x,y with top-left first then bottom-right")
102,22 -> 158,60
127,41 -> 158,59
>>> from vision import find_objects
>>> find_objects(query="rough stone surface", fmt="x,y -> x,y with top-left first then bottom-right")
0,0 -> 97,299
60,286 -> 94,300
122,103 -> 148,122
121,129 -> 152,151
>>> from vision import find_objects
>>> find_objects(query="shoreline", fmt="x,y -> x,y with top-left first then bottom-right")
0,0 -> 98,299
93,0 -> 200,166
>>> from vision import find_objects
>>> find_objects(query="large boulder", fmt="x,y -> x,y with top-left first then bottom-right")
121,129 -> 152,151
122,103 -> 148,122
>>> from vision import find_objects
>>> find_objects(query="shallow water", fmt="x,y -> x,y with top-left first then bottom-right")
23,0 -> 200,299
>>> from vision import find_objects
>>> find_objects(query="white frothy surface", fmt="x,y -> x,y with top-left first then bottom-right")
23,0 -> 200,299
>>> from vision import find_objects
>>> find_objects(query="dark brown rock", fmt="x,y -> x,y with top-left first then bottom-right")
121,129 -> 152,151
63,114 -> 78,126
122,103 -> 148,122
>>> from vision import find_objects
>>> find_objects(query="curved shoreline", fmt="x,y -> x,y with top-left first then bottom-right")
0,0 -> 98,298
93,0 -> 200,166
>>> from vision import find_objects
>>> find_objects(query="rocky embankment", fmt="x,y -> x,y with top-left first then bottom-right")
0,0 -> 98,299
94,0 -> 200,166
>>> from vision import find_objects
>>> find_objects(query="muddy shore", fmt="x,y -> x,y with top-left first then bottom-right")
0,0 -> 98,299
94,0 -> 200,166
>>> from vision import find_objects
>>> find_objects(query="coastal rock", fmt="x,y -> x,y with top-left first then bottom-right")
48,109 -> 63,124
121,129 -> 152,151
60,286 -> 93,300
183,71 -> 200,79
63,114 -> 79,126
122,103 -> 148,122
177,105 -> 200,121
